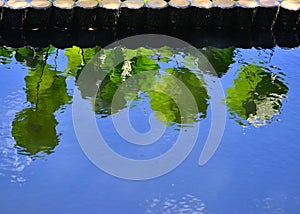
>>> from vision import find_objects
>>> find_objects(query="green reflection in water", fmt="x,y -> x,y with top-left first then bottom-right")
64,45 -> 101,77
226,63 -> 288,128
95,52 -> 160,116
149,67 -> 208,124
11,47 -> 71,157
0,44 -> 288,158
0,46 -> 14,64
91,47 -> 209,125
201,47 -> 235,77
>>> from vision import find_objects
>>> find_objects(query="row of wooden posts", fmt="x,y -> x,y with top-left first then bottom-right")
0,0 -> 299,30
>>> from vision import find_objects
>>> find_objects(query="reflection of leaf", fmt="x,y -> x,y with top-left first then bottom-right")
15,47 -> 33,60
132,55 -> 160,73
149,89 -> 181,124
226,63 -> 288,127
201,47 -> 235,77
65,46 -> 101,76
123,49 -> 138,60
0,46 -> 13,58
65,46 -> 83,76
12,61 -> 71,157
157,46 -> 173,58
137,47 -> 153,56
14,47 -> 51,67
82,46 -> 101,63
0,46 -> 13,64
15,48 -> 35,67
149,67 -> 209,124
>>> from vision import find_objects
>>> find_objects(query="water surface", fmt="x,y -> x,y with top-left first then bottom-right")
0,43 -> 300,213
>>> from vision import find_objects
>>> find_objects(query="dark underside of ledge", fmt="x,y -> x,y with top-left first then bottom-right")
0,28 -> 299,49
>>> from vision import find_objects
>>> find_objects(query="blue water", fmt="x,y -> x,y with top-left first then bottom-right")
0,44 -> 300,213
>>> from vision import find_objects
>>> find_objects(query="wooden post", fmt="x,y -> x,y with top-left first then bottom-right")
213,0 -> 235,29
75,0 -> 98,29
254,0 -> 279,30
119,0 -> 146,28
191,0 -> 212,29
2,0 -> 29,29
146,0 -> 168,29
95,0 -> 121,29
26,0 -> 52,29
168,0 -> 191,28
235,0 -> 258,30
0,0 -> 4,28
52,0 -> 75,29
275,0 -> 300,30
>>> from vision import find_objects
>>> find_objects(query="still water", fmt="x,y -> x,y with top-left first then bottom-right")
0,39 -> 300,213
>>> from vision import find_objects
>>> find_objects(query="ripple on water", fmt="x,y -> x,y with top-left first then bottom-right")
0,90 -> 31,184
145,193 -> 207,214
250,196 -> 300,214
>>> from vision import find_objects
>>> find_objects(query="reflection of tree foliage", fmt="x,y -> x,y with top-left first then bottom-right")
12,108 -> 59,156
226,63 -> 288,127
95,54 -> 160,116
201,47 -> 235,77
81,47 -> 211,125
149,68 -> 209,124
1,45 -> 230,155
11,47 -> 71,157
